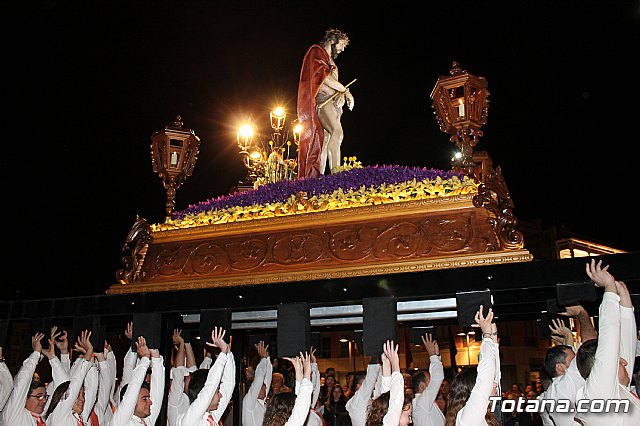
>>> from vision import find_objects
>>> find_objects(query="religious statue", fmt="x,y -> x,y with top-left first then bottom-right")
297,28 -> 355,179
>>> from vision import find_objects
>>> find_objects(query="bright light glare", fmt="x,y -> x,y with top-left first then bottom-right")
238,124 -> 254,139
272,107 -> 285,117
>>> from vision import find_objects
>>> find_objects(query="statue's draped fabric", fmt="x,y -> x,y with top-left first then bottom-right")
297,44 -> 333,179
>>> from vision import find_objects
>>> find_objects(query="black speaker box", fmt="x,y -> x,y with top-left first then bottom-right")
556,281 -> 597,306
411,326 -> 434,345
363,297 -> 397,356
199,309 -> 232,345
72,315 -> 106,353
132,313 -> 162,350
456,289 -> 493,327
277,303 -> 310,358
537,311 -> 570,340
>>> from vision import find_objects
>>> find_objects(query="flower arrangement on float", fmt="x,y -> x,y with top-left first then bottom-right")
151,159 -> 478,231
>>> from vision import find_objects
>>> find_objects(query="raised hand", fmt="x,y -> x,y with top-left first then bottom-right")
124,322 -> 133,340
301,351 -> 312,380
309,346 -> 317,364
172,329 -> 184,348
558,305 -> 584,318
136,336 -> 150,359
421,333 -> 439,356
75,330 -> 94,361
586,259 -> 616,290
32,332 -> 45,353
206,326 -> 229,354
549,318 -> 573,346
383,340 -> 400,373
255,340 -> 269,359
55,330 -> 69,354
284,355 -> 304,382
42,328 -> 61,359
475,305 -> 497,343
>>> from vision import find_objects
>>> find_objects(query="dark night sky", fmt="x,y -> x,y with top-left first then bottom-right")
4,1 -> 639,300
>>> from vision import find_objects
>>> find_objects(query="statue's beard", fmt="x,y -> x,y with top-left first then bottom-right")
331,43 -> 339,59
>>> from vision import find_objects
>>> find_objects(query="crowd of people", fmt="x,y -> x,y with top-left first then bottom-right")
1,260 -> 638,425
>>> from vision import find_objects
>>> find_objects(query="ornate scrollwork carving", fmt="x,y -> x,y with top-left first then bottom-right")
472,166 -> 524,250
115,215 -> 152,284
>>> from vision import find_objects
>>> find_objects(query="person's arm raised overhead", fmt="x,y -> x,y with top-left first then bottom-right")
559,304 -> 597,343
179,326 -> 229,425
0,345 -> 13,412
458,305 -> 499,426
146,347 -> 165,426
416,333 -> 444,410
580,259 -> 620,400
382,340 -> 404,426
615,280 -> 636,384
109,336 -> 152,426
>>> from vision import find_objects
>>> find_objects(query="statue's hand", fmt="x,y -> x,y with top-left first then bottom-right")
346,91 -> 354,110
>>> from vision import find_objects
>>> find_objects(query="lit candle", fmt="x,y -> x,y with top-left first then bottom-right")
170,151 -> 178,166
458,99 -> 465,117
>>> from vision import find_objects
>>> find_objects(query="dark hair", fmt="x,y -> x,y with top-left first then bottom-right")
365,391 -> 412,426
576,339 -> 598,380
119,381 -> 150,403
187,369 -> 211,404
29,379 -> 45,394
538,367 -> 552,391
544,345 -> 572,378
445,368 -> 499,426
262,391 -> 297,426
45,381 -> 70,418
329,383 -> 346,403
349,372 -> 366,396
412,371 -> 428,393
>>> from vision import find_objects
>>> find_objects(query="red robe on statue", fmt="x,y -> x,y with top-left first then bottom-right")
297,44 -> 333,179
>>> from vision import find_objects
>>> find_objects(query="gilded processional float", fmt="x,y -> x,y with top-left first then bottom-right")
108,62 -> 532,295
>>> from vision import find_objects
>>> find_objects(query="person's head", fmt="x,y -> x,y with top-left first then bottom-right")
400,394 -> 413,426
262,391 -> 297,426
45,381 -> 85,418
322,28 -> 349,59
445,369 -> 499,426
350,371 -> 366,395
366,392 -> 413,426
402,372 -> 413,389
330,383 -> 345,403
524,384 -> 533,393
576,338 -> 629,386
412,370 -> 429,394
134,382 -> 152,418
324,374 -> 336,389
25,380 -> 47,415
188,369 -> 223,410
435,391 -> 447,413
544,345 -> 574,378
271,372 -> 285,393
439,378 -> 451,395
535,381 -> 543,392
526,389 -> 538,400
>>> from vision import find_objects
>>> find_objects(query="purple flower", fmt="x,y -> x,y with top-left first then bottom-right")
173,165 -> 462,220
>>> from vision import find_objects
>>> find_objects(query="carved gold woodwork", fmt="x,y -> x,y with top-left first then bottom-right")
108,193 -> 532,294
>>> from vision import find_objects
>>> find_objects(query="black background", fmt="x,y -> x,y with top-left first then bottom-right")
4,1 -> 639,299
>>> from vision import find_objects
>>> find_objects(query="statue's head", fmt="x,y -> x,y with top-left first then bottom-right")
322,28 -> 349,58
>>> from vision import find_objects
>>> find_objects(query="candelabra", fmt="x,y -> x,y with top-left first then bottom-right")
236,107 -> 302,188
